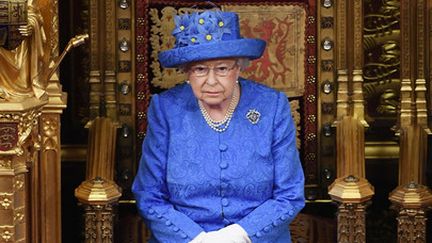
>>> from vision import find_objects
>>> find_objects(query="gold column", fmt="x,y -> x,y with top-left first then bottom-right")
329,175 -> 374,243
388,1 -> 432,242
389,182 -> 432,243
329,117 -> 374,243
75,117 -> 121,243
0,99 -> 46,243
330,0 -> 374,242
35,73 -> 67,243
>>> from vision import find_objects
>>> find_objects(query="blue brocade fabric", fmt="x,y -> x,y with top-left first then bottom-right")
132,79 -> 305,243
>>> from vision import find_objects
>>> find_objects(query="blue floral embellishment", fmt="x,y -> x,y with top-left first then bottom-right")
246,109 -> 261,124
172,10 -> 232,47
158,9 -> 267,68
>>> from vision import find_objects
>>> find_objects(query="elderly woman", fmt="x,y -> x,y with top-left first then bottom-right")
132,9 -> 305,243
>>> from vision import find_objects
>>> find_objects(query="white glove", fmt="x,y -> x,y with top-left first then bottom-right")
218,224 -> 251,243
200,224 -> 251,243
189,231 -> 207,243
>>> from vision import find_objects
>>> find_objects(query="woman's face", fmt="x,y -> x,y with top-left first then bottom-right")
187,58 -> 240,108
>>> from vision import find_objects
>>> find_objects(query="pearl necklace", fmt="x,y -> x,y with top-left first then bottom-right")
198,86 -> 239,132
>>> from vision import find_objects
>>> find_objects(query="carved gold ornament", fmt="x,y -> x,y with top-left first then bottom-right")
0,194 -> 12,209
0,108 -> 41,156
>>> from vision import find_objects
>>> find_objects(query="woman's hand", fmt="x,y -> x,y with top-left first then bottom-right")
189,224 -> 251,243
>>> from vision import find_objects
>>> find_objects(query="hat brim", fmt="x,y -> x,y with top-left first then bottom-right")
158,38 -> 266,68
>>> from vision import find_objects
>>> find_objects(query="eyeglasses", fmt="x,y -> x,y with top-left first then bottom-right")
189,62 -> 238,77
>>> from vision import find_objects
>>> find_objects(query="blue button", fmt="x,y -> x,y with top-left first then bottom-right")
256,231 -> 262,238
221,198 -> 229,206
264,226 -> 271,232
280,215 -> 288,221
180,233 -> 187,239
173,226 -> 179,232
219,144 -> 228,151
272,220 -> 280,226
288,210 -> 294,216
220,161 -> 228,169
148,208 -> 155,215
165,220 -> 172,226
221,182 -> 228,189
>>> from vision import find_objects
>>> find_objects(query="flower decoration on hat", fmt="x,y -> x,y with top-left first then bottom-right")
172,10 -> 233,47
173,14 -> 192,47
158,9 -> 267,68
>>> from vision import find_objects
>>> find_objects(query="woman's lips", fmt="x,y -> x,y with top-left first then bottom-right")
203,91 -> 222,96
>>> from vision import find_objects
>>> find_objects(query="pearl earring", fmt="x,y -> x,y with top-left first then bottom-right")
185,80 -> 190,84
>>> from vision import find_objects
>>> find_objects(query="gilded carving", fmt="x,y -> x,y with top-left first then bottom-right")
336,0 -> 346,69
394,208 -> 426,242
13,177 -> 24,191
50,0 -> 59,57
0,109 -> 40,155
13,207 -> 25,224
105,0 -> 115,70
41,115 -> 58,151
363,0 -> 400,118
90,0 -> 98,70
82,204 -> 116,242
0,228 -> 13,242
84,210 -> 97,240
0,194 -> 12,209
320,16 -> 334,28
353,0 -> 362,69
0,159 -> 11,169
337,203 -> 366,243
416,1 -> 425,78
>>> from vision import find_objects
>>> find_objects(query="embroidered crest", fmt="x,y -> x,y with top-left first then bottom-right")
246,109 -> 260,124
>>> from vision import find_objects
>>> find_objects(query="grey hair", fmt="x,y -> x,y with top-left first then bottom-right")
236,58 -> 250,71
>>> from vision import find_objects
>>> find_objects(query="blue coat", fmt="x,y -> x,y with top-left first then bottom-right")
132,79 -> 305,243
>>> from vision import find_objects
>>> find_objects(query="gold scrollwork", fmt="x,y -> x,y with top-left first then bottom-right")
363,0 -> 401,117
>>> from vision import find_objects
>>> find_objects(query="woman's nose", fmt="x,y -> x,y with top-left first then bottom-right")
205,70 -> 218,86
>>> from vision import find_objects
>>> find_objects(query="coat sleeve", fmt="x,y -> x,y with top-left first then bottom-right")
132,94 -> 205,243
237,92 -> 305,242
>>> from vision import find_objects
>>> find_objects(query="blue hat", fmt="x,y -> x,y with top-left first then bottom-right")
158,10 -> 266,68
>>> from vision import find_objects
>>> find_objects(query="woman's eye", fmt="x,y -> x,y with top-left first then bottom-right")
193,67 -> 207,72
216,66 -> 228,72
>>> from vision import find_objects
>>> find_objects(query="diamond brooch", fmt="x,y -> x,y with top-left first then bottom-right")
246,109 -> 260,124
